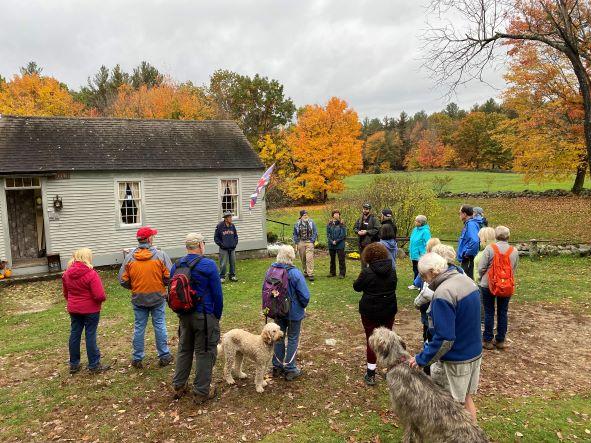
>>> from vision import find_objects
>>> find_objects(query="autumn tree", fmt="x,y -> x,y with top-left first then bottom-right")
20,61 -> 43,76
423,0 -> 591,186
109,81 -> 215,120
363,130 -> 403,173
0,74 -> 86,116
497,43 -> 587,191
405,129 -> 455,169
208,70 -> 295,146
273,97 -> 363,202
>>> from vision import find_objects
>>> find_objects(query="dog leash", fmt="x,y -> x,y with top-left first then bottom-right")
271,319 -> 301,367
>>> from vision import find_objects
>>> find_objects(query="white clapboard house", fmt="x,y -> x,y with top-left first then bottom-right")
0,115 -> 267,275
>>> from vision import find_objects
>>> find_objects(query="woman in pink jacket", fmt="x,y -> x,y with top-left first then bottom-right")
62,248 -> 110,374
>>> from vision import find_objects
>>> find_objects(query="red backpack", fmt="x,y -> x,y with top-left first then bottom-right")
167,257 -> 202,314
488,244 -> 515,297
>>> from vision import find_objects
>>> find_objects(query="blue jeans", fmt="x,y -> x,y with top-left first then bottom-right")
273,318 -> 302,373
69,312 -> 101,369
219,249 -> 236,278
482,286 -> 511,342
132,302 -> 170,361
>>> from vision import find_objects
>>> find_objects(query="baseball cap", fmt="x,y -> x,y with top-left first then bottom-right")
381,208 -> 393,217
362,203 -> 371,209
136,226 -> 158,240
185,232 -> 205,248
299,210 -> 308,218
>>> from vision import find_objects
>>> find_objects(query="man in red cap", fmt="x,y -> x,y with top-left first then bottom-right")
119,226 -> 173,368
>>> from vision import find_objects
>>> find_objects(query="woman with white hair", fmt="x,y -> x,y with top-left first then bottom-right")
409,252 -> 483,422
268,245 -> 310,381
408,215 -> 431,289
62,248 -> 110,374
477,226 -> 519,350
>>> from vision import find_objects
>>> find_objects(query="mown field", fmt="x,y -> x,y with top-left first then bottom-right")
1,254 -> 590,442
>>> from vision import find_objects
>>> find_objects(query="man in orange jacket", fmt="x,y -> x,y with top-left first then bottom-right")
119,226 -> 173,369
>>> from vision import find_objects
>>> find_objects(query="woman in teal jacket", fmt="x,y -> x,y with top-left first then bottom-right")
408,215 -> 431,289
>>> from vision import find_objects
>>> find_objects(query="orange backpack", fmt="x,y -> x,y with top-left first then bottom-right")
488,244 -> 515,297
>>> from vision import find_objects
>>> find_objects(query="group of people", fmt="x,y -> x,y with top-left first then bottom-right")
62,202 -> 517,417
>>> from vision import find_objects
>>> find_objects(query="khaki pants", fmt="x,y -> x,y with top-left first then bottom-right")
297,241 -> 315,277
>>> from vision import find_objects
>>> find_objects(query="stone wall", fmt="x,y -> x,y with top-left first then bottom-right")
516,242 -> 591,257
438,189 -> 591,199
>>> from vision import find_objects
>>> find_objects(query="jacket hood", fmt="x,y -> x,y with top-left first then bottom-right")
272,262 -> 291,269
66,261 -> 93,279
134,245 -> 157,261
415,224 -> 430,232
428,267 -> 459,292
465,218 -> 479,227
381,239 -> 397,249
369,258 -> 393,276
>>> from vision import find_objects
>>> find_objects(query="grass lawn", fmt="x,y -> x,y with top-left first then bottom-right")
268,196 -> 591,244
1,254 -> 590,442
342,171 -> 590,194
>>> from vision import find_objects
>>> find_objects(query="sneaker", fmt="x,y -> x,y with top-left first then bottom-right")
131,359 -> 143,369
364,372 -> 376,386
193,384 -> 218,404
285,369 -> 302,381
230,276 -> 238,282
89,364 -> 111,374
308,276 -> 315,282
69,364 -> 81,375
220,277 -> 226,283
158,354 -> 174,367
172,384 -> 188,400
494,340 -> 506,350
272,367 -> 285,378
483,340 -> 495,350
407,285 -> 419,290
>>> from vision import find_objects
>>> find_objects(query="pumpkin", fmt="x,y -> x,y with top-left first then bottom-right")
3,269 -> 12,278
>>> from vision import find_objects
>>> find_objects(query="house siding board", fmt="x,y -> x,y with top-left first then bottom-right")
44,170 -> 265,264
0,192 -> 7,261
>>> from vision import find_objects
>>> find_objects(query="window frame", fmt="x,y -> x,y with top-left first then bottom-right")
4,177 -> 41,190
219,177 -> 241,220
114,179 -> 144,229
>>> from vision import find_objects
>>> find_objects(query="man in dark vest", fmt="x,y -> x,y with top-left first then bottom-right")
354,203 -> 380,260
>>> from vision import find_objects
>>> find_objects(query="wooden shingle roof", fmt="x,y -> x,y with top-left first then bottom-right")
0,115 -> 264,173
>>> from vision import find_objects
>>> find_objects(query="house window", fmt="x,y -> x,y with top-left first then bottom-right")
5,177 -> 41,189
220,179 -> 239,218
117,181 -> 142,225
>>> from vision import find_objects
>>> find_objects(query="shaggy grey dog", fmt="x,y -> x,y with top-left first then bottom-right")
369,327 -> 489,443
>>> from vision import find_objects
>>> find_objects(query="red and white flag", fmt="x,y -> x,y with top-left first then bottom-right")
249,163 -> 275,211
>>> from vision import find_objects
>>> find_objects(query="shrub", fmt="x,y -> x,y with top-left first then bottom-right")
431,175 -> 454,195
332,175 -> 441,240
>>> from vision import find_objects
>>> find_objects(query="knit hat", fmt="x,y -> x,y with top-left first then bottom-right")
473,207 -> 484,215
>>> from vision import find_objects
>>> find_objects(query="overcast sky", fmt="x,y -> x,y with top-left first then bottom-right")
0,0 -> 506,119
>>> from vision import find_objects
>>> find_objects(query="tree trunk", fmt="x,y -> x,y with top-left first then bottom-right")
568,55 -> 591,183
572,162 -> 587,194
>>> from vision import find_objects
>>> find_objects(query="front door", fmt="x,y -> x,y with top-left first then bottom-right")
6,189 -> 40,260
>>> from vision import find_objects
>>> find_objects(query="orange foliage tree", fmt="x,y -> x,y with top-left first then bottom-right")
0,74 -> 86,116
273,97 -> 363,202
404,129 -> 454,170
109,82 -> 216,120
497,43 -> 588,192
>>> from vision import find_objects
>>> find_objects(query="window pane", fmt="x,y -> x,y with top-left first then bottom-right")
5,179 -> 14,188
118,181 -> 141,224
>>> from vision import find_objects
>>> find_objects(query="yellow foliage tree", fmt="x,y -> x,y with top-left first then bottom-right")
0,74 -> 86,116
109,82 -> 216,120
283,97 -> 363,202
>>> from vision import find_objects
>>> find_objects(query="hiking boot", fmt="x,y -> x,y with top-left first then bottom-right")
89,364 -> 111,374
494,340 -> 506,350
158,354 -> 174,367
272,367 -> 285,378
230,276 -> 238,282
172,384 -> 188,400
338,275 -> 345,279
285,369 -> 302,381
364,371 -> 376,386
69,364 -> 81,375
308,276 -> 315,282
131,359 -> 143,369
483,340 -> 495,350
193,384 -> 218,404
220,277 -> 226,283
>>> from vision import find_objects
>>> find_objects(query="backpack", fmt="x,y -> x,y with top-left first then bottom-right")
167,257 -> 202,314
262,265 -> 292,319
488,244 -> 515,297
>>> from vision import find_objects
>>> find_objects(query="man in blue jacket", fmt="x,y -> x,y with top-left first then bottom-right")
293,210 -> 318,281
457,205 -> 480,279
410,252 -> 482,423
171,232 -> 223,404
214,211 -> 239,283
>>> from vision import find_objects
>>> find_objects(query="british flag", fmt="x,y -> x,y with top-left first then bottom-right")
249,163 -> 275,211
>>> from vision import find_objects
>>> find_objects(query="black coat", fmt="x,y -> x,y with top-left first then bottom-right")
353,258 -> 398,321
